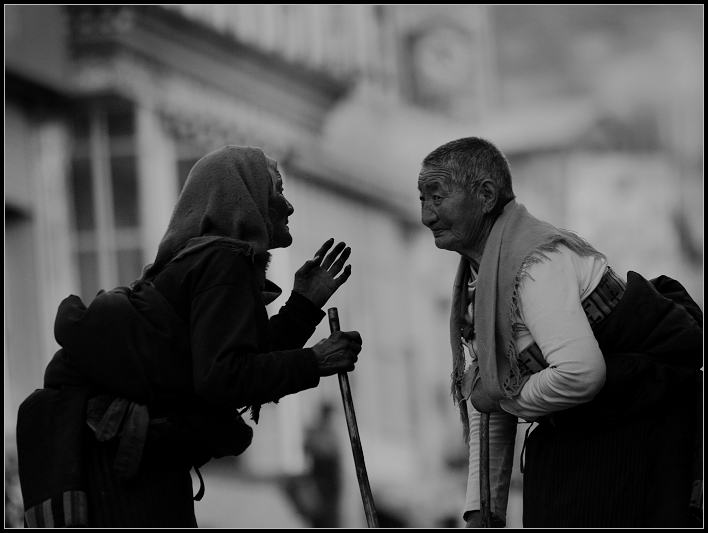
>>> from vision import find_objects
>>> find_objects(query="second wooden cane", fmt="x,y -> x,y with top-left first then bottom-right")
480,412 -> 492,527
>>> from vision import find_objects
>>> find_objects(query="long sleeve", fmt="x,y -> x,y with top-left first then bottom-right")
500,248 -> 607,420
190,281 -> 321,408
269,290 -> 326,350
464,406 -> 518,524
152,245 -> 323,410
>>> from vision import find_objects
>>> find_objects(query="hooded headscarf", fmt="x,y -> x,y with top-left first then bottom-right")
138,145 -> 274,283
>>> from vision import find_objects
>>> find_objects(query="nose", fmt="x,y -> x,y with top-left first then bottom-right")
286,198 -> 294,216
421,202 -> 438,228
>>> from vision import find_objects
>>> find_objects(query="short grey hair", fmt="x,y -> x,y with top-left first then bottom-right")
422,137 -> 515,210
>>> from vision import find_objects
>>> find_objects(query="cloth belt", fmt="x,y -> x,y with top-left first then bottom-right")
516,266 -> 626,377
86,396 -> 208,501
86,396 -> 153,481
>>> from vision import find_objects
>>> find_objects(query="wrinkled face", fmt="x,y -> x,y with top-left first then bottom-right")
418,165 -> 486,255
266,158 -> 295,249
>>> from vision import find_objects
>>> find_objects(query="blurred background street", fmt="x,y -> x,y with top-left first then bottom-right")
5,5 -> 703,528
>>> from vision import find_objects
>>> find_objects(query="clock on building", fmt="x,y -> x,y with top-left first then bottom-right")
409,24 -> 475,108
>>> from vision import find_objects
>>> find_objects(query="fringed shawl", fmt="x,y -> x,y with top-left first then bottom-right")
450,200 -> 605,442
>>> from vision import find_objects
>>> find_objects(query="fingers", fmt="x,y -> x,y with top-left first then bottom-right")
342,330 -> 363,347
330,246 -> 351,273
321,241 -> 346,270
312,238 -> 335,266
314,330 -> 362,376
310,239 -> 353,283
330,331 -> 362,356
334,264 -> 352,287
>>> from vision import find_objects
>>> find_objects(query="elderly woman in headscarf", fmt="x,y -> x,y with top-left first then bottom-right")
17,146 -> 362,528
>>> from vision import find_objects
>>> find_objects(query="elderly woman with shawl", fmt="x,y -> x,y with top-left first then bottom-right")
17,146 -> 362,527
417,137 -> 702,528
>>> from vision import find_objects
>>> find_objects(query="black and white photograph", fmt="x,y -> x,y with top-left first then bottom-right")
5,5 -> 703,528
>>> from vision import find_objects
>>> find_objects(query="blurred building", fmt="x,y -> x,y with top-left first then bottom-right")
4,5 -> 477,527
5,4 -> 702,528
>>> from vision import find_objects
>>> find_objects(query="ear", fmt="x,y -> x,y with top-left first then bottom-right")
477,180 -> 498,214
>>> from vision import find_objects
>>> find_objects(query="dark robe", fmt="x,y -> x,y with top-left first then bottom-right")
17,243 -> 324,527
523,272 -> 703,527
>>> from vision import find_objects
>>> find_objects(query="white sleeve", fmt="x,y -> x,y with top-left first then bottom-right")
499,250 -> 607,420
463,403 -> 518,524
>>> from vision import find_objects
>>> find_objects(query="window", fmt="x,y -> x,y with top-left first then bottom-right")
70,101 -> 143,301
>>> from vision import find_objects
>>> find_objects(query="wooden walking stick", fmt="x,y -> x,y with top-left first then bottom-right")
479,412 -> 492,527
328,307 -> 380,528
